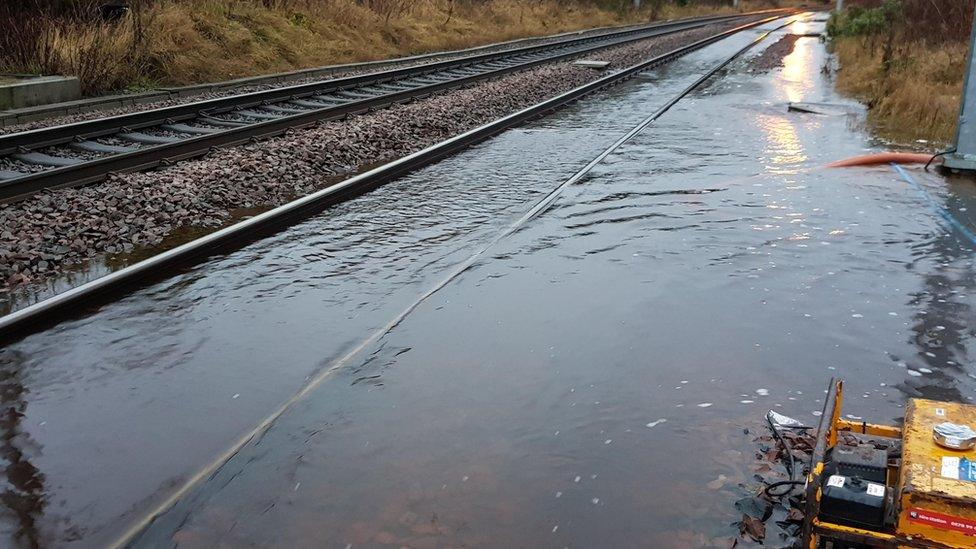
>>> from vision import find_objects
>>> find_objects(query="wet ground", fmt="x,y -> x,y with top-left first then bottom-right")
2,14 -> 976,548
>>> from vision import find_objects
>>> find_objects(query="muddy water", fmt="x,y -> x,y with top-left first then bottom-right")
2,16 -> 975,548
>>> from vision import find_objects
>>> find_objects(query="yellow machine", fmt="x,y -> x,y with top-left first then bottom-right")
803,380 -> 976,548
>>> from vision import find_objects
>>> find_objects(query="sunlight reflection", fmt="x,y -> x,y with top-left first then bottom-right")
780,36 -> 813,104
755,113 -> 808,174
752,32 -> 820,175
790,20 -> 809,36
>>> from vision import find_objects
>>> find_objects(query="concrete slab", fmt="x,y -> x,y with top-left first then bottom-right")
0,75 -> 81,110
573,60 -> 611,69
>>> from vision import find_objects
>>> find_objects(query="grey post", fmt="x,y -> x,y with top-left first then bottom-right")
836,0 -> 843,12
945,5 -> 976,171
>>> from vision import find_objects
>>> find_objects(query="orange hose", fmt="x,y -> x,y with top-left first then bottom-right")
825,152 -> 935,168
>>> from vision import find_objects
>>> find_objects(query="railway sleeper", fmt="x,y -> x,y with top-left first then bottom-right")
70,141 -> 140,154
334,90 -> 381,100
117,132 -> 183,145
160,123 -> 223,135
255,105 -> 309,115
11,151 -> 83,168
287,99 -> 332,109
234,109 -> 285,120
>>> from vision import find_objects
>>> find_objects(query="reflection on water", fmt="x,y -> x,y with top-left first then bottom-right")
130,18 -> 976,548
0,351 -> 45,549
790,20 -> 810,37
779,24 -> 814,104
0,24 -> 761,548
3,15 -> 976,549
756,113 -> 808,173
900,172 -> 976,402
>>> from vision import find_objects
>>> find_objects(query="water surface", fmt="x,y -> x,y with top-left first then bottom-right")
2,16 -> 975,548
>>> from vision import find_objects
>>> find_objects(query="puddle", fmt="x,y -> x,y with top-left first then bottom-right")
2,15 -> 975,548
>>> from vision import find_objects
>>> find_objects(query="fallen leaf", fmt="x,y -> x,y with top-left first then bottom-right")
707,474 -> 728,490
787,508 -> 804,522
739,514 -> 766,542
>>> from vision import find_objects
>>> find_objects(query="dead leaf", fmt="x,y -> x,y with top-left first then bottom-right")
707,474 -> 728,490
739,514 -> 766,542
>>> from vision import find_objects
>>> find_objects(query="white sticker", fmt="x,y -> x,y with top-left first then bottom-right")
936,408 -> 946,417
866,483 -> 886,497
827,475 -> 846,488
942,456 -> 961,479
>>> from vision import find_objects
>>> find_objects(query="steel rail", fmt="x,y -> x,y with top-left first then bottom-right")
0,14 -> 788,343
0,8 -> 790,130
0,10 -> 790,202
120,15 -> 797,547
3,16 -> 740,150
0,10 -> 779,149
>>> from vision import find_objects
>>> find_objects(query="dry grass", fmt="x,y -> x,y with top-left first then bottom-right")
829,0 -> 972,145
834,38 -> 964,145
0,0 -> 785,96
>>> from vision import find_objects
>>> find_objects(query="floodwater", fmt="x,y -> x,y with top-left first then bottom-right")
2,15 -> 975,548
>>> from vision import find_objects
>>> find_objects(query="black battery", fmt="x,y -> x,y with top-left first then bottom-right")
831,443 -> 888,483
820,474 -> 887,530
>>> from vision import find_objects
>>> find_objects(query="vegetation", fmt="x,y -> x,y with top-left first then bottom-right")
0,0 -> 782,96
828,0 -> 974,144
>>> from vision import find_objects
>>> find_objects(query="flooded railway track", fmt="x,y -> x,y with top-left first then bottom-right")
0,11 -> 787,204
6,14 -> 943,549
0,14 -> 790,343
122,16 -> 803,548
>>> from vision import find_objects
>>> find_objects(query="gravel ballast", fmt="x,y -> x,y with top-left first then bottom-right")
0,22 -> 746,294
749,33 -> 801,72
0,20 -> 691,136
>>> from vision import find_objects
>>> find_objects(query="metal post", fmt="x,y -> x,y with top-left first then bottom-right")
944,5 -> 976,171
633,0 -> 641,9
836,0 -> 843,12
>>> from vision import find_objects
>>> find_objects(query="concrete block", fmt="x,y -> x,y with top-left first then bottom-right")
132,92 -> 169,105
16,111 -> 61,124
0,76 -> 81,110
573,60 -> 611,69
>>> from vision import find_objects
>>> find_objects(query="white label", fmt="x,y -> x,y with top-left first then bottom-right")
866,483 -> 886,497
827,475 -> 846,488
936,408 -> 946,417
942,456 -> 961,479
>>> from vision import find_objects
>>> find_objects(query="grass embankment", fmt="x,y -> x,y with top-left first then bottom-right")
829,0 -> 973,145
0,0 -> 786,97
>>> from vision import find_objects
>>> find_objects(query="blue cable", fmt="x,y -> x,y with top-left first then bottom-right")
891,163 -> 976,247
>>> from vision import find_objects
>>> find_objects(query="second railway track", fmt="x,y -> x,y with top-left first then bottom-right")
0,13 -> 793,341
0,10 -> 786,203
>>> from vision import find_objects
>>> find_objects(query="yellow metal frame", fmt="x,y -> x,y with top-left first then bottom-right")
802,380 -> 970,549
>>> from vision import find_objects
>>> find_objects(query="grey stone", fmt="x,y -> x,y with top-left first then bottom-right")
0,76 -> 81,110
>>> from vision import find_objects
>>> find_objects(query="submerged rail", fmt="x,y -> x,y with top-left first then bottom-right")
0,14 -> 790,343
121,14 -> 797,547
